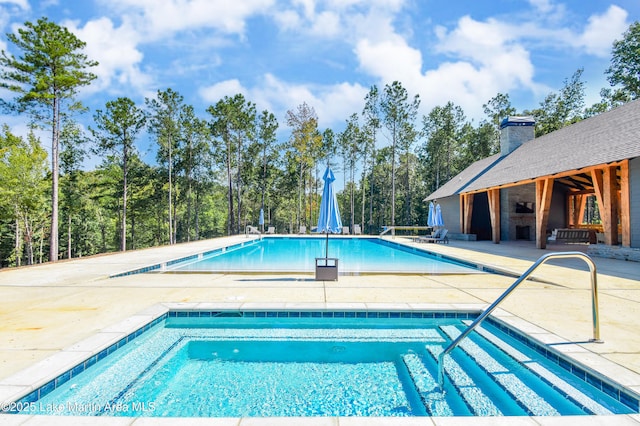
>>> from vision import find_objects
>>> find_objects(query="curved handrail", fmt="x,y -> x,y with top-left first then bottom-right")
437,251 -> 602,388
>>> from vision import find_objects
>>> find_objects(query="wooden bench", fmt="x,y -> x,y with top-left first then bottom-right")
553,229 -> 591,244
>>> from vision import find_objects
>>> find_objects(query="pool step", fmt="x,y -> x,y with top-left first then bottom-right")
466,323 -> 614,415
426,345 -> 502,416
401,353 -> 452,416
439,325 -> 559,416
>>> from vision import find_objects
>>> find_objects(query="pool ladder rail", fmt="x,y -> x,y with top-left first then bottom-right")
437,251 -> 603,388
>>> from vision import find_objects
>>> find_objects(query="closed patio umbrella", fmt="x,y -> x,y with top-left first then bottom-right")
316,166 -> 342,258
259,208 -> 264,232
427,201 -> 436,227
434,203 -> 444,228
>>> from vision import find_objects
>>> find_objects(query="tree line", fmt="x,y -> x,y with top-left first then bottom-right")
1,17 -> 639,267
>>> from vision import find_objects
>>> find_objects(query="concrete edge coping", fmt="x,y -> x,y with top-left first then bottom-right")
1,302 -> 639,422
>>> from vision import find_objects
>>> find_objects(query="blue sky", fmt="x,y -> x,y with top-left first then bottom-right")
1,0 -> 639,149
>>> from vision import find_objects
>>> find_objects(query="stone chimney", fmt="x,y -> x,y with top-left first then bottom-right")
500,116 -> 535,156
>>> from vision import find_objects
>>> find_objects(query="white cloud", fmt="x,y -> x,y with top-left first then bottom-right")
63,17 -> 150,97
355,37 -> 422,84
199,74 -> 368,127
199,79 -> 247,104
103,0 -> 274,41
0,0 -> 29,9
575,5 -> 628,57
354,12 -> 539,121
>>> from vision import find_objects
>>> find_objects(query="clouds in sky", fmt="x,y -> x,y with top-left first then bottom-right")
0,0 -> 636,128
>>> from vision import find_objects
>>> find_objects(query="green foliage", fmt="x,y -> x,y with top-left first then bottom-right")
207,94 -> 259,235
606,21 -> 640,100
525,69 -> 586,136
0,17 -> 97,262
91,97 -> 146,251
0,127 -> 48,266
379,81 -> 420,227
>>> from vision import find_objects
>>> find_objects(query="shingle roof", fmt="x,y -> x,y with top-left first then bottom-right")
466,99 -> 640,192
427,98 -> 640,199
424,154 -> 501,201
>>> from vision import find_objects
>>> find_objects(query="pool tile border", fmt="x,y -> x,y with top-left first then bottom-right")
1,302 -> 639,418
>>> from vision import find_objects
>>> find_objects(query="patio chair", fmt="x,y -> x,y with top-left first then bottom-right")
424,228 -> 448,244
413,228 -> 440,243
353,224 -> 362,235
265,226 -> 276,234
342,226 -> 350,235
299,225 -> 306,234
246,225 -> 260,235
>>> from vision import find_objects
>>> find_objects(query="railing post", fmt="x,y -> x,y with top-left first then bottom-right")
437,251 -> 602,389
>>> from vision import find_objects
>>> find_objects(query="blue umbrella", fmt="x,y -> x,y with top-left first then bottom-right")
427,201 -> 436,227
316,166 -> 342,258
259,208 -> 264,226
434,203 -> 444,227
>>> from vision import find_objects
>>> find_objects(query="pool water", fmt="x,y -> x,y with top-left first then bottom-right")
12,312 -> 637,417
166,237 -> 479,274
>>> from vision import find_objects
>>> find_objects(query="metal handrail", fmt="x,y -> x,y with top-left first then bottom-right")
437,251 -> 602,388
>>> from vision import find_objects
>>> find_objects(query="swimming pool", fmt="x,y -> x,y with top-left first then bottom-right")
5,308 -> 638,418
155,237 -> 480,275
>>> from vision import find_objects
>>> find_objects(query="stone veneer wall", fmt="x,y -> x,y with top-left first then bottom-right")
588,245 -> 640,262
500,184 -> 537,241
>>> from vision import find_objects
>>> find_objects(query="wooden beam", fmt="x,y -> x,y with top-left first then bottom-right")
577,194 -> 587,225
463,160 -> 626,196
592,167 -> 619,245
462,193 -> 474,234
487,189 -> 500,244
620,160 -> 631,247
535,178 -> 554,249
604,166 -> 619,245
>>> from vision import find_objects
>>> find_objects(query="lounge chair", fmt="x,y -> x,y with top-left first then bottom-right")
353,224 -> 362,235
265,226 -> 275,234
246,225 -> 260,235
299,225 -> 306,234
424,228 -> 448,244
342,226 -> 350,235
413,228 -> 440,243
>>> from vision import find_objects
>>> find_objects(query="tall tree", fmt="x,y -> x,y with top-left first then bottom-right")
380,81 -> 420,227
0,17 -> 98,262
91,97 -> 146,251
526,68 -> 586,136
146,88 -> 184,244
60,121 -> 87,259
606,21 -> 640,101
0,127 -> 48,266
482,93 -> 516,153
338,114 -> 362,230
257,110 -> 279,232
361,85 -> 380,233
177,104 -> 210,241
207,94 -> 257,235
421,101 -> 467,191
285,102 -> 322,231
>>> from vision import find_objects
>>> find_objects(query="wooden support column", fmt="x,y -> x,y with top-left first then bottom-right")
570,194 -> 584,227
620,160 -> 631,247
592,167 -> 619,245
577,194 -> 587,226
535,178 -> 554,249
604,166 -> 619,245
487,189 -> 500,244
461,193 -> 474,234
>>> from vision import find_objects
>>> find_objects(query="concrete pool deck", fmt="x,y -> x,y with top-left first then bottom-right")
0,235 -> 639,425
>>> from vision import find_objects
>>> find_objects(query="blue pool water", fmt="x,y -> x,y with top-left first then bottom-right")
166,237 -> 479,274
9,311 -> 638,417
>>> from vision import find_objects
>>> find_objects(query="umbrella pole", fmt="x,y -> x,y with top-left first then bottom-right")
325,232 -> 329,258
